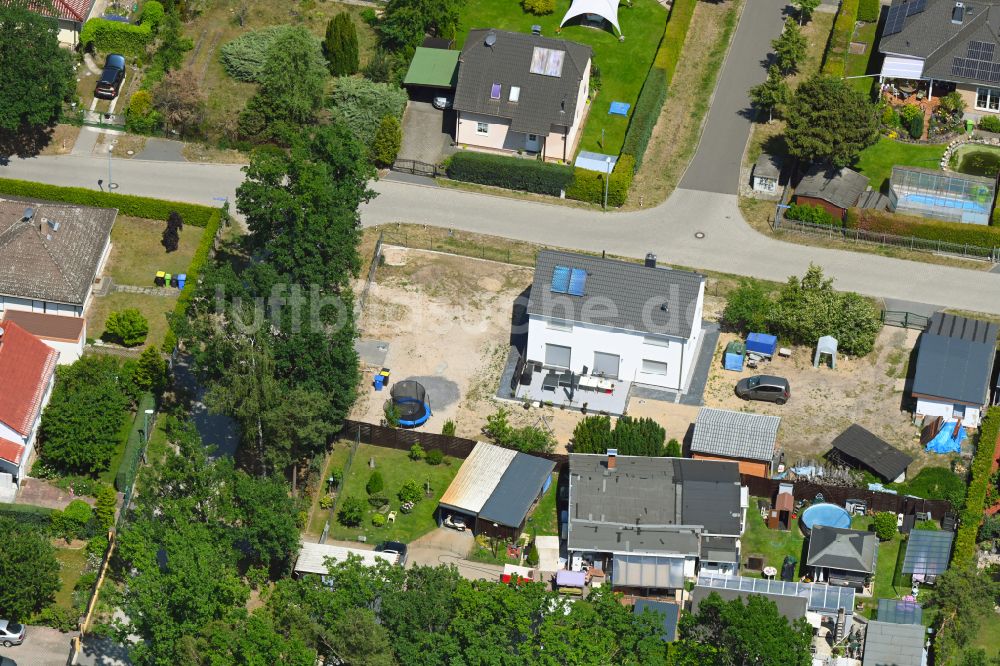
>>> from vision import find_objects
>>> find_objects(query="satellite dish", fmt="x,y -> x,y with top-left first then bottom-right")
485,31 -> 497,47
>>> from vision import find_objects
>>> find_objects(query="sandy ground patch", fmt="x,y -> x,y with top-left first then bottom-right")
626,399 -> 700,444
38,124 -> 81,155
701,326 -> 944,472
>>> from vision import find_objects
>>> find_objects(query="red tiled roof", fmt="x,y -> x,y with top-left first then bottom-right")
0,322 -> 58,437
6,0 -> 95,22
0,437 -> 25,465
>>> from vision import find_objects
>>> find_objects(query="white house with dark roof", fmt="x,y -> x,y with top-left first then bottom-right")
690,407 -> 780,478
523,250 -> 706,397
0,201 -> 116,317
453,29 -> 592,162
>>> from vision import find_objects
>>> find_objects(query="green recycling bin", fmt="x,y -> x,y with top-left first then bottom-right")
967,119 -> 975,133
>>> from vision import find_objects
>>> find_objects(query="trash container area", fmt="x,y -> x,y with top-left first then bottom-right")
177,273 -> 187,289
170,275 -> 179,288
967,119 -> 975,133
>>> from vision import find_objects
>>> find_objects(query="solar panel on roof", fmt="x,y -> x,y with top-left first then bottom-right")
884,5 -> 907,35
568,268 -> 586,296
529,47 -> 566,77
551,265 -> 571,293
968,40 -> 996,61
906,0 -> 926,15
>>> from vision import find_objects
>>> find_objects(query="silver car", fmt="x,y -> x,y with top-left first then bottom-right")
0,619 -> 25,647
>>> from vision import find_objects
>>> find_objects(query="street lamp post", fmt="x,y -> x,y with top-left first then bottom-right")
603,156 -> 612,211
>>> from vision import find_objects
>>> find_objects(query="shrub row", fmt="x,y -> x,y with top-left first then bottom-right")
446,151 -> 574,196
654,0 -> 697,80
953,407 -> 1000,566
0,178 -> 215,226
622,68 -> 668,170
80,18 -> 153,57
857,0 -> 880,22
821,0 -> 860,77
565,155 -> 636,207
786,202 -> 838,225
847,208 -> 1000,249
0,502 -> 54,532
162,207 -> 224,351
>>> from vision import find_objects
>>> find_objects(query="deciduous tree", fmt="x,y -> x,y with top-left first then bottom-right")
794,0 -> 821,24
154,69 -> 206,138
929,566 -> 1000,663
0,518 -> 60,620
785,75 -> 879,167
723,278 -> 773,333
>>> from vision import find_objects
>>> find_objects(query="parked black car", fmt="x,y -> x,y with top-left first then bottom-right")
95,54 -> 126,100
735,374 -> 790,404
375,540 -> 408,566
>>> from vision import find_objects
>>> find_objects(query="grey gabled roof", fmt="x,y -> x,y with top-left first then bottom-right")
912,313 -> 997,405
796,164 -> 870,210
830,424 -> 914,482
807,526 -> 878,574
454,29 -> 592,135
478,452 -> 555,528
0,200 -> 116,306
863,620 -> 926,666
691,587 -> 808,623
527,250 -> 705,339
690,407 -> 780,462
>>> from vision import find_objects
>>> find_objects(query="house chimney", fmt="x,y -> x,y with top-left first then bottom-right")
607,448 -> 617,470
952,2 -> 965,23
644,252 -> 657,268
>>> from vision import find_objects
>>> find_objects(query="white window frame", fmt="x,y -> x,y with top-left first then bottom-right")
641,359 -> 668,375
546,319 -> 573,332
545,344 -> 572,369
509,86 -> 521,102
644,335 -> 670,348
476,122 -> 489,135
976,86 -> 1000,111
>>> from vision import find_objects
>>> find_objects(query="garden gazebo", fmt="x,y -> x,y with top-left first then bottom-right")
560,0 -> 624,38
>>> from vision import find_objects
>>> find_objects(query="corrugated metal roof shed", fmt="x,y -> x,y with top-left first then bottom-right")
479,453 -> 554,528
863,620 -> 925,666
690,407 -> 780,462
438,442 -> 517,514
294,542 -> 397,575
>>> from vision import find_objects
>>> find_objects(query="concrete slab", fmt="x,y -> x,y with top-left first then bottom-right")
398,101 -> 455,165
402,375 -> 461,411
355,339 -> 390,368
136,138 -> 186,162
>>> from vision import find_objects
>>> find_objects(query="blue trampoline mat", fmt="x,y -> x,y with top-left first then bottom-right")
609,101 -> 630,116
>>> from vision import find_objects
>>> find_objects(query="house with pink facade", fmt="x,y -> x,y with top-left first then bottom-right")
453,29 -> 592,163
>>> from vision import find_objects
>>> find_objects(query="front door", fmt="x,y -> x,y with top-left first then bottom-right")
525,133 -> 541,152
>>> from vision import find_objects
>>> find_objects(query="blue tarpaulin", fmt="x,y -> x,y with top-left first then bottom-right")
574,151 -> 618,173
746,333 -> 778,357
926,420 -> 966,454
609,101 -> 630,116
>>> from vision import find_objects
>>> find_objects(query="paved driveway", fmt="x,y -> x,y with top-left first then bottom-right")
2,625 -> 74,666
407,528 -> 504,581
398,101 -> 455,166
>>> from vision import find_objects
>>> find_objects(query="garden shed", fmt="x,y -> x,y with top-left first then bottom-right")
829,424 -> 913,483
795,164 -> 869,220
403,47 -> 460,91
752,153 -> 782,193
888,166 -> 996,225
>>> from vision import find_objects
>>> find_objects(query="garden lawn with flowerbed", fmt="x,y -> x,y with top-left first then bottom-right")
457,0 -> 667,157
53,545 -> 89,610
86,292 -> 178,350
853,138 -> 948,192
330,443 -> 460,544
107,217 -> 203,286
741,499 -> 805,578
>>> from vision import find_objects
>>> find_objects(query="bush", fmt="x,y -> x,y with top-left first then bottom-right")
566,154 -> 636,207
622,68 -> 668,169
522,0 -> 555,15
573,415 -> 612,453
366,470 -> 384,495
426,449 -> 444,465
371,115 -> 402,167
955,407 -> 1000,565
103,308 -> 149,347
723,278 -> 773,333
125,90 -> 161,134
821,0 -> 859,76
338,496 -> 365,526
319,494 -> 334,510
979,115 -> 1000,133
220,26 -> 303,83
880,103 -> 899,128
980,514 -> 1000,542
86,533 -> 109,560
139,0 -> 165,31
34,606 -> 79,633
52,500 -> 94,540
872,512 -> 898,541
409,443 -> 425,461
329,77 -> 408,145
94,485 -> 117,530
666,439 -> 682,457
851,208 -> 1000,249
857,0 -> 880,22
786,202 -> 839,225
398,480 -> 422,504
448,151 -> 574,196
526,541 -> 540,566
372,513 -> 387,527
441,420 -> 456,437
80,18 -> 152,57
908,113 -> 924,139
367,493 -> 388,508
939,91 -> 966,115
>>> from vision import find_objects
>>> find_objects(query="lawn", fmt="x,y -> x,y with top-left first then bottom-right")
53,545 -> 88,610
86,291 -> 178,349
328,444 -> 460,545
526,472 -> 559,537
889,465 -> 966,507
457,0 -> 668,157
852,514 -> 907,615
306,444 -> 353,538
107,217 -> 203,286
853,137 -> 948,192
845,21 -> 879,96
740,498 -> 806,577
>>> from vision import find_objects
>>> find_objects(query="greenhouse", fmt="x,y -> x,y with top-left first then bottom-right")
888,166 -> 996,225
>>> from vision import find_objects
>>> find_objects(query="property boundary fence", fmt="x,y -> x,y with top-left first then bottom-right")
881,310 -> 929,330
391,159 -> 446,178
81,109 -> 126,129
741,474 -> 954,518
774,215 -> 1000,261
381,230 -> 520,264
356,231 -> 384,319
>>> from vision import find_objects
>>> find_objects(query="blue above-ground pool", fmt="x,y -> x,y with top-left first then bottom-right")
800,503 -> 852,535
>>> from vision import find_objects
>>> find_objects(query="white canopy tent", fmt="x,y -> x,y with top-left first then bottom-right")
560,0 -> 623,37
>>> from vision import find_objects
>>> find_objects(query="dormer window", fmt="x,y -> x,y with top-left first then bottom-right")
490,82 -> 501,100
509,86 -> 520,102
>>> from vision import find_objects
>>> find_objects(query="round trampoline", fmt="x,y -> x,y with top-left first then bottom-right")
390,380 -> 432,428
800,503 -> 852,535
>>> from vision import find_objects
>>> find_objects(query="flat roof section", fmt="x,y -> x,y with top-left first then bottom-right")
478,453 -> 554,528
2,310 -> 85,342
403,47 -> 460,88
294,541 -> 397,575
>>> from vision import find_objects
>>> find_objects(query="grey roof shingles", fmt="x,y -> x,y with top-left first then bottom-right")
454,29 -> 592,135
863,620 -> 926,666
478,452 -> 555,528
807,526 -> 878,574
690,407 -> 780,462
754,153 -> 782,180
830,424 -> 914,482
0,200 -> 116,306
527,250 -> 705,339
912,313 -> 998,406
796,164 -> 870,210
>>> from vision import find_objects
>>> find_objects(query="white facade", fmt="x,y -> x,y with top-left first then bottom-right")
0,367 -> 57,482
525,281 -> 705,391
916,398 -> 982,428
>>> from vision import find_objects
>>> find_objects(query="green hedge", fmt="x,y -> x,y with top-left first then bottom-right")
162,207 -> 224,351
446,151 -> 574,196
953,407 -> 1000,567
116,393 -> 155,491
857,0 -> 880,22
0,178 -> 215,226
566,155 -> 636,207
622,68 -> 668,170
821,0 -> 860,77
0,502 -> 54,532
849,208 -> 1000,249
654,0 -> 697,80
80,18 -> 153,57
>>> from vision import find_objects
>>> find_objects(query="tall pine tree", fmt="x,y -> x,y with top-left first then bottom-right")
323,13 -> 359,76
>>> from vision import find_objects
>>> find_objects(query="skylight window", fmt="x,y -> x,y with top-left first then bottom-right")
509,86 -> 521,102
490,82 -> 501,100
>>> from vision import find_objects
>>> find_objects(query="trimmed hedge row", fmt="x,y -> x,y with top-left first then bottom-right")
162,207 -> 223,351
654,0 -> 697,81
821,0 -> 860,77
0,502 -> 54,532
446,151 -> 574,196
848,208 -> 1000,249
622,68 -> 668,170
857,0 -> 880,22
0,178 -> 215,227
953,406 -> 1000,566
566,155 -> 636,207
80,18 -> 153,57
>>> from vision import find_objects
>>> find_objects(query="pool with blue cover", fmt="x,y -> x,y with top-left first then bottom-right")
901,193 -> 987,212
800,503 -> 852,534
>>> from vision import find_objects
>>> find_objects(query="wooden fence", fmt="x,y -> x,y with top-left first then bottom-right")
741,474 -> 954,518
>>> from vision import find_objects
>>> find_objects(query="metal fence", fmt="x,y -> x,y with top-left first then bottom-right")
881,310 -> 929,330
116,394 -> 158,529
81,109 -> 126,129
775,215 -> 1000,261
392,159 -> 446,177
356,231 -> 383,319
